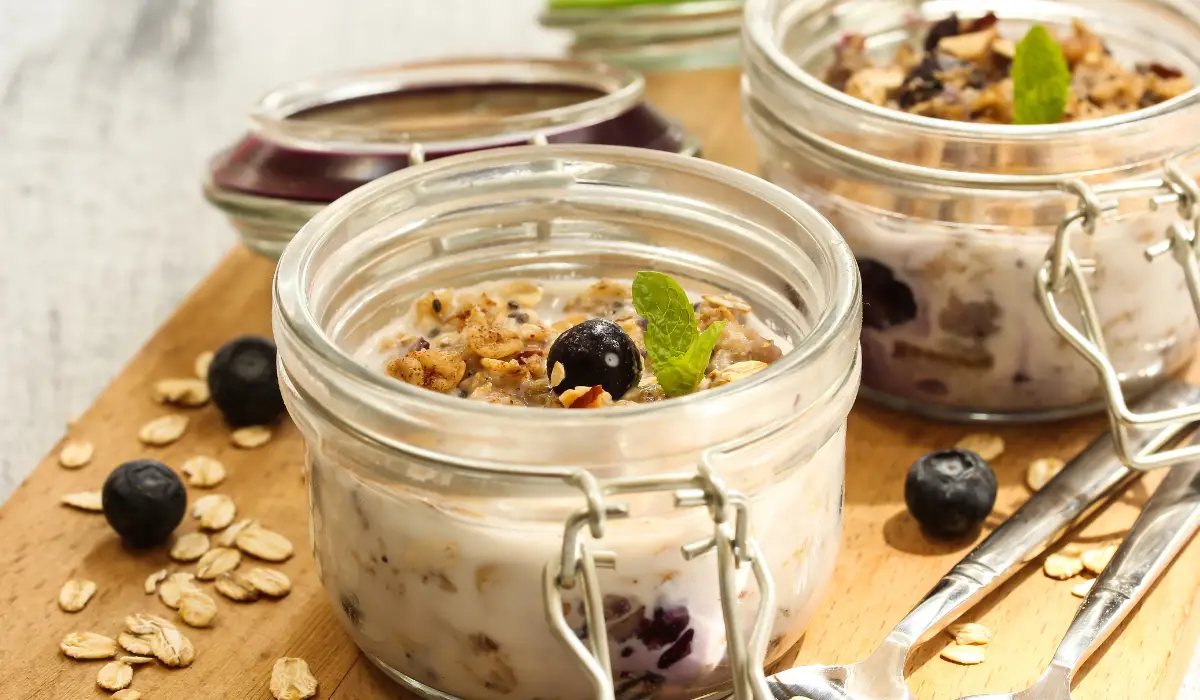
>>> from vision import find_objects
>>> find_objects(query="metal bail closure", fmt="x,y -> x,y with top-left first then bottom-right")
542,458 -> 776,700
1036,149 -> 1200,470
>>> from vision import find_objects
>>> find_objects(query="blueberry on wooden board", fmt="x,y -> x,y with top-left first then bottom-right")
546,319 -> 642,398
905,449 -> 997,539
102,460 -> 187,548
207,335 -> 285,427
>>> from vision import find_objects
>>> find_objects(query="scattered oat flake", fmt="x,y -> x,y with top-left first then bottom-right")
196,547 -> 242,580
153,378 -> 211,407
181,455 -> 227,488
1044,553 -> 1084,580
98,660 -> 133,691
58,440 -> 95,469
192,493 -> 237,530
236,525 -> 294,562
271,657 -> 318,700
158,572 -> 201,609
61,631 -> 118,659
947,622 -> 991,646
940,643 -> 986,665
61,491 -> 103,512
955,433 -> 1005,461
58,579 -> 98,612
232,425 -> 272,449
1072,580 -> 1095,598
1026,457 -> 1066,491
178,589 -> 218,628
125,612 -> 176,636
118,633 -> 153,657
244,568 -> 292,597
144,568 -> 168,595
170,532 -> 211,562
149,623 -> 195,667
120,655 -> 155,665
195,350 -> 215,380
138,414 -> 190,446
1082,544 -> 1119,575
215,572 -> 260,602
215,519 -> 257,548
113,689 -> 143,700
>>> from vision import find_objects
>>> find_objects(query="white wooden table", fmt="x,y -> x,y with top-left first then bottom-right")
1,0 -> 1196,695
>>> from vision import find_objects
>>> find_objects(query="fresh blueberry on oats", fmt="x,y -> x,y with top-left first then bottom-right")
102,459 -> 187,548
905,449 -> 997,540
547,318 -> 642,398
207,335 -> 285,426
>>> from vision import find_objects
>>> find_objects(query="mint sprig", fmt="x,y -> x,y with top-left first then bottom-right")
1012,24 -> 1071,125
632,271 -> 727,397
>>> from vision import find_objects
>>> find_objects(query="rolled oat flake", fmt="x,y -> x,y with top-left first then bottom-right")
271,657 -> 318,700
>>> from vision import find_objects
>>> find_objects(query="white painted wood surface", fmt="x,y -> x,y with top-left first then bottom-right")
1,0 -> 1197,694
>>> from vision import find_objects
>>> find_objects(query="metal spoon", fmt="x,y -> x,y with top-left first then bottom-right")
955,448 -> 1200,700
765,381 -> 1200,700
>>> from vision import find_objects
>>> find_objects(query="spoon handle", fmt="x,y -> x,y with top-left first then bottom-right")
1050,452 -> 1200,674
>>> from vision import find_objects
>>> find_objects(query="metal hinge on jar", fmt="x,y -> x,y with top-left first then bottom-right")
543,452 -> 776,700
1037,149 -> 1200,469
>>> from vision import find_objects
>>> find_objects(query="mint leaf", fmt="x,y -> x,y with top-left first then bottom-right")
632,271 -> 698,368
1012,25 -> 1071,125
655,321 -> 727,397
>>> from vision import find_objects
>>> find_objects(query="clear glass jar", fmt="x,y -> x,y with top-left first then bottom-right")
742,0 -> 1200,423
273,145 -> 861,700
540,0 -> 743,72
205,58 -> 700,261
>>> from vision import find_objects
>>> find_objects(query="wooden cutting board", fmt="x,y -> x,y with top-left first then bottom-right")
2,67 -> 1199,700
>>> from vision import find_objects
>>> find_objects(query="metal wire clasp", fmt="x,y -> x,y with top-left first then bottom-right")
542,458 -> 775,700
1036,149 -> 1200,469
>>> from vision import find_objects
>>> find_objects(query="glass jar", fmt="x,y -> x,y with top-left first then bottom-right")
742,0 -> 1200,423
205,58 -> 700,261
540,0 -> 743,72
273,145 -> 861,700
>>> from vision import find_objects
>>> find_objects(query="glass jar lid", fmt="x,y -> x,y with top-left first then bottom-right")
207,57 -> 700,203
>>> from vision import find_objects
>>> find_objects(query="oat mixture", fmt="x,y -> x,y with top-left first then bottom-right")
827,15 -> 1193,123
371,279 -> 784,408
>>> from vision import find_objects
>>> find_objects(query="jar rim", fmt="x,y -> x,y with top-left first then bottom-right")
249,57 -> 646,155
274,144 -> 860,430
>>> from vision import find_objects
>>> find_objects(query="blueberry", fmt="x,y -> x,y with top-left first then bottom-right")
102,460 -> 187,548
923,13 -> 960,51
859,259 -> 918,331
207,335 -> 285,427
636,605 -> 689,650
905,449 -> 997,540
546,319 -> 642,398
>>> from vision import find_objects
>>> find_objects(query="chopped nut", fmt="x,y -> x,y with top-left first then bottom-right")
58,440 -> 95,469
955,433 -> 1005,461
845,66 -> 907,105
1082,544 -> 1119,575
1026,457 -> 1066,492
1044,553 -> 1084,580
938,28 -> 998,61
120,655 -> 155,665
271,657 -> 319,700
559,385 -> 612,409
144,568 -> 167,595
231,425 -> 273,449
1071,580 -> 1095,598
940,643 -> 986,665
215,572 -> 260,602
178,589 -> 218,628
947,622 -> 991,646
138,414 -> 189,446
549,362 -> 566,389
244,568 -> 292,597
215,519 -> 257,548
194,350 -> 215,380
709,361 -> 769,388
61,491 -> 103,512
169,533 -> 211,562
192,494 -> 237,530
118,633 -> 153,657
236,524 -> 294,562
153,378 -> 211,407
196,547 -> 242,580
97,660 -> 134,691
58,579 -> 97,612
158,572 -> 201,609
113,690 -> 142,700
61,632 -> 118,659
702,293 -> 752,313
181,455 -> 227,488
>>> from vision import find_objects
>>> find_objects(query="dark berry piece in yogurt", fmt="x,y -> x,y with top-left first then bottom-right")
546,319 -> 642,398
657,628 -> 695,670
859,259 -> 918,330
341,593 -> 363,628
923,13 -> 960,51
905,449 -> 997,540
636,605 -> 689,650
101,459 -> 187,548
207,335 -> 285,427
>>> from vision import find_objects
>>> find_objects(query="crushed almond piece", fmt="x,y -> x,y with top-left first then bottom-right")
549,362 -> 567,389
58,439 -> 94,469
559,385 -> 612,409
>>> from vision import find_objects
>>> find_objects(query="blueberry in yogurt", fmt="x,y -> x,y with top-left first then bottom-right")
905,449 -> 997,539
102,459 -> 187,548
547,318 -> 642,398
859,259 -> 917,331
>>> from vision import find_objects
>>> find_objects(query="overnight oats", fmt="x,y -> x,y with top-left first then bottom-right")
274,146 -> 862,699
743,0 -> 1200,421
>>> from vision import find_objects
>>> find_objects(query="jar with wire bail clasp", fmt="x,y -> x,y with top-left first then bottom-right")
204,57 -> 700,261
273,145 -> 861,700
742,0 -> 1200,443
